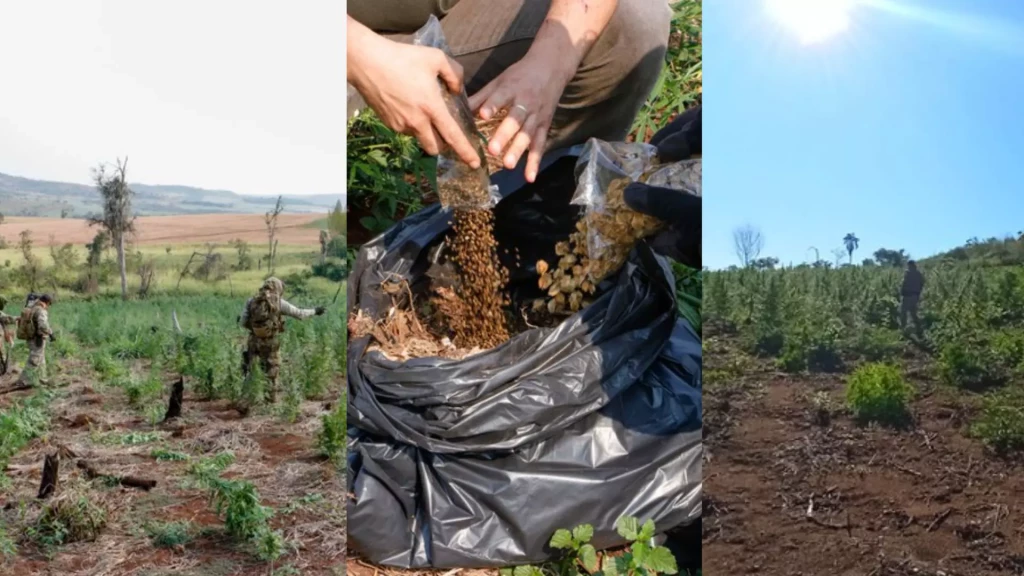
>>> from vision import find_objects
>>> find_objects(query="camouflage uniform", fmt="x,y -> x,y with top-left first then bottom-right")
17,303 -> 53,385
0,296 -> 14,371
239,277 -> 317,400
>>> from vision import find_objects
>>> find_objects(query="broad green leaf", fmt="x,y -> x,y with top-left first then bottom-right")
550,528 -> 574,550
631,540 -> 650,565
572,524 -> 595,544
579,544 -> 599,573
616,516 -> 640,541
358,216 -> 377,230
513,566 -> 544,576
499,568 -> 514,576
602,555 -> 622,576
644,546 -> 679,575
637,519 -> 656,543
367,149 -> 388,166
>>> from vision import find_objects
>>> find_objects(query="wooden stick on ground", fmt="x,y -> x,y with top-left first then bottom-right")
77,460 -> 157,491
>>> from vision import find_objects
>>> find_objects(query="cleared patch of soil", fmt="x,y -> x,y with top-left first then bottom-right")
2,213 -> 322,247
0,365 -> 345,575
702,333 -> 1024,576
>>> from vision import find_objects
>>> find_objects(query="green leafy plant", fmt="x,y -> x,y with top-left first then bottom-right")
845,363 -> 914,426
971,388 -> 1024,454
188,453 -> 284,561
318,402 -> 346,468
151,448 -> 190,462
145,520 -> 194,548
29,494 -> 107,550
505,517 -> 677,576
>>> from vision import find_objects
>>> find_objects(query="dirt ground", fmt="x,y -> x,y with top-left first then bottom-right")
1,214 -> 323,247
0,361 -> 345,576
702,330 -> 1024,576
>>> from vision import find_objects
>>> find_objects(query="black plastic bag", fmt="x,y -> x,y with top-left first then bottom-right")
347,150 -> 702,568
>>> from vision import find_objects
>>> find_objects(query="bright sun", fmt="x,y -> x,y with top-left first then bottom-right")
765,0 -> 856,44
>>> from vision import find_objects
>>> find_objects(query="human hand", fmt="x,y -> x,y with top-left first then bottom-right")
623,182 -> 701,267
49,333 -> 57,343
652,105 -> 701,162
469,53 -> 572,183
349,32 -> 481,169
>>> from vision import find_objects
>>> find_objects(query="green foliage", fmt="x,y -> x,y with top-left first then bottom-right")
0,390 -> 51,472
151,448 -> 190,462
971,388 -> 1024,454
188,453 -> 284,561
845,363 -> 914,426
851,326 -> 903,362
318,402 -> 346,468
672,261 -> 701,334
145,520 -> 195,548
327,200 -> 346,238
631,1 -> 701,142
938,339 -> 1010,391
510,516 -> 677,576
0,522 -> 16,558
347,112 -> 431,239
30,495 -> 107,549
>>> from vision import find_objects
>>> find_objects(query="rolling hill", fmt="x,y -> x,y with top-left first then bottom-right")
0,171 -> 345,218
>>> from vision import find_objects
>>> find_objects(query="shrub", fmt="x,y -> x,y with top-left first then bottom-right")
971,389 -> 1024,455
145,521 -> 194,548
30,494 -> 107,549
851,326 -> 903,362
318,402 -> 346,468
845,363 -> 914,425
938,340 -> 1009,391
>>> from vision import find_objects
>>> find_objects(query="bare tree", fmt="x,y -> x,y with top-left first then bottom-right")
264,196 -> 284,274
832,247 -> 847,267
733,225 -> 764,267
89,158 -> 136,300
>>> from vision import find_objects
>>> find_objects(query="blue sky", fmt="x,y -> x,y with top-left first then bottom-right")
704,0 -> 1024,269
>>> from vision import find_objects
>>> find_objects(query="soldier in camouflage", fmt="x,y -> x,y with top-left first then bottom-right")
16,293 -> 55,386
239,277 -> 325,401
0,296 -> 15,372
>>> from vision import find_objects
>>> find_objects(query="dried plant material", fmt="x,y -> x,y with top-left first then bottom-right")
536,260 -> 549,275
439,209 -> 510,348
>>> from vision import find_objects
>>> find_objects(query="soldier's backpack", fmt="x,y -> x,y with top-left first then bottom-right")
16,306 -> 38,341
246,290 -> 281,338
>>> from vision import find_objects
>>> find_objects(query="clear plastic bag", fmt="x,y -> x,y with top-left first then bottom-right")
413,16 -> 498,210
570,138 -> 698,283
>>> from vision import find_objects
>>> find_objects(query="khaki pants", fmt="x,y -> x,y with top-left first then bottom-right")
17,337 -> 47,385
349,0 -> 672,151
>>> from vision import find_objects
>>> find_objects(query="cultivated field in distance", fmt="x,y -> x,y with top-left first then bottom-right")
1,214 -> 322,247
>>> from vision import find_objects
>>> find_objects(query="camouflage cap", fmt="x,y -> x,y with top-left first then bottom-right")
262,277 -> 284,295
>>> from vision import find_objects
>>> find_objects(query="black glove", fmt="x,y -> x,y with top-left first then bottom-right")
314,306 -> 326,316
651,105 -> 701,162
624,182 -> 701,268
49,333 -> 56,343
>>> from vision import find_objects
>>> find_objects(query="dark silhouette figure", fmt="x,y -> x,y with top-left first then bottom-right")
900,260 -> 925,337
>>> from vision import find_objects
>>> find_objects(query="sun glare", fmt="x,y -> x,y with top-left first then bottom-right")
766,0 -> 855,44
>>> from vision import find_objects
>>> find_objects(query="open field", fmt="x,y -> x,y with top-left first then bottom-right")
702,264 -> 1024,575
0,214 -> 323,247
0,291 -> 346,575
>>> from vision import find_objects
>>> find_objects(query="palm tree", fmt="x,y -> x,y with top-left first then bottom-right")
843,233 -> 860,264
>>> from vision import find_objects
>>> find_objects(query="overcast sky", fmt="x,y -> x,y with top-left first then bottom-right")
0,1 -> 345,197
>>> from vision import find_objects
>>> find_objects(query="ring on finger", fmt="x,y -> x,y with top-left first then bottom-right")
512,104 -> 528,115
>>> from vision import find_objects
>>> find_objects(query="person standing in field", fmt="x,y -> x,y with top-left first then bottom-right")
347,0 -> 672,183
900,260 -> 925,336
239,277 -> 325,402
15,293 -> 55,386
